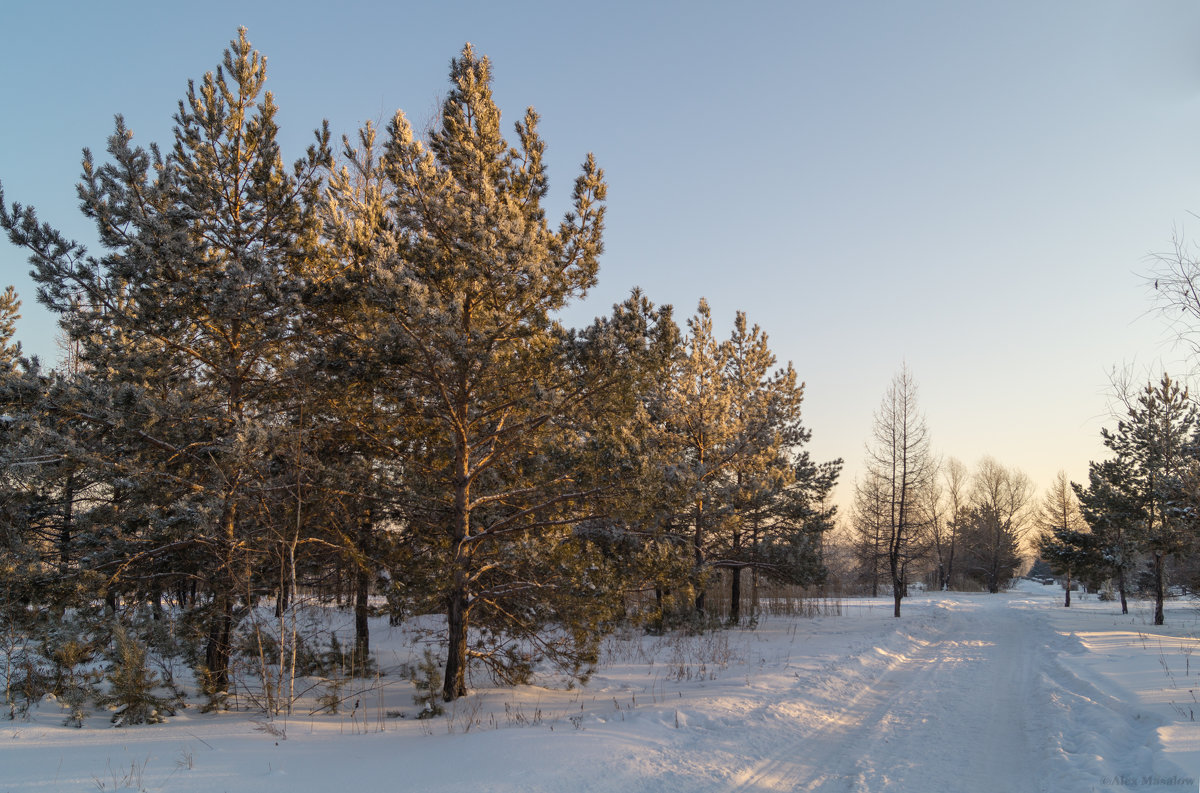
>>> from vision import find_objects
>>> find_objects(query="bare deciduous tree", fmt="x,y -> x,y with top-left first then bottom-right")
858,365 -> 936,617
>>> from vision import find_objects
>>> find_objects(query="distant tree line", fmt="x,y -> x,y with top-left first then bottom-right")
842,373 -> 1035,610
0,31 -> 840,715
841,366 -> 1200,620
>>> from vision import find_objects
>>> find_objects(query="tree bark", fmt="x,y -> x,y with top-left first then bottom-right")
204,591 -> 233,692
443,445 -> 473,702
729,567 -> 741,625
693,496 -> 706,616
443,575 -> 470,701
205,502 -> 238,693
354,511 -> 372,664
355,566 -> 370,665
1153,551 -> 1165,626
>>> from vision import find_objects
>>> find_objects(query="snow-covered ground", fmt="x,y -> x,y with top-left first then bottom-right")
2,581 -> 1198,793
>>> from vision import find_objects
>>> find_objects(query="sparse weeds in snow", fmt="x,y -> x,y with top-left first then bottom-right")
660,629 -> 739,682
237,603 -> 378,718
444,695 -> 483,734
1153,633 -> 1200,722
1168,691 -> 1197,722
756,592 -> 843,619
599,629 -> 651,667
252,717 -> 288,740
502,700 -> 542,727
92,756 -> 149,792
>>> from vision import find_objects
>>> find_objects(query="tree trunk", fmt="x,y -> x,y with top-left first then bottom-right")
205,500 -> 238,693
749,569 -> 759,623
443,449 -> 472,702
890,554 -> 902,618
275,584 -> 288,618
204,591 -> 233,692
1117,567 -> 1128,615
729,567 -> 741,625
354,511 -> 372,664
749,521 -> 761,621
443,578 -> 469,701
355,566 -> 370,666
1064,568 -> 1071,608
59,471 -> 75,571
693,497 -> 706,616
1153,551 -> 1165,626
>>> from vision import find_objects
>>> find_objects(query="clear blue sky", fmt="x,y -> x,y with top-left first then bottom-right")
4,1 -> 1200,511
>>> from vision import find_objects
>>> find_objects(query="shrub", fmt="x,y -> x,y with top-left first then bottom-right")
97,625 -> 178,726
411,649 -> 444,719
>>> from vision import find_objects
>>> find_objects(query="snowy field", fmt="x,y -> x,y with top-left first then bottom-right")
2,581 -> 1198,793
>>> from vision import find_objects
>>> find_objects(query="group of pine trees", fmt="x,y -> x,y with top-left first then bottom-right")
1039,374 -> 1200,624
0,31 -> 839,712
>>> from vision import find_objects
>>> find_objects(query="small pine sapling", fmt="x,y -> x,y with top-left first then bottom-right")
412,649 -> 444,718
98,625 -> 176,725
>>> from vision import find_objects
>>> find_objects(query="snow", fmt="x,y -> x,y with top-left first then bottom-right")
2,583 -> 1198,792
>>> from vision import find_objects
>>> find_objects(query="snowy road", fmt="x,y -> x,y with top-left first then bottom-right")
723,593 -> 1195,793
732,598 -> 1039,792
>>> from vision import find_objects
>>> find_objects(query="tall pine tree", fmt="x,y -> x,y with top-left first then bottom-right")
1092,375 -> 1197,625
329,45 -> 672,700
1,29 -> 331,692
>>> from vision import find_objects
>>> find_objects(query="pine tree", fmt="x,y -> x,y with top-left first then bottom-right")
660,300 -> 740,616
651,302 -> 837,622
304,119 -> 406,661
0,287 -> 21,373
1092,375 -> 1197,625
720,312 -> 784,622
330,45 -> 672,700
0,295 -> 41,622
720,313 -> 835,622
1,29 -> 332,691
1074,458 -> 1137,613
1034,471 -> 1092,606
